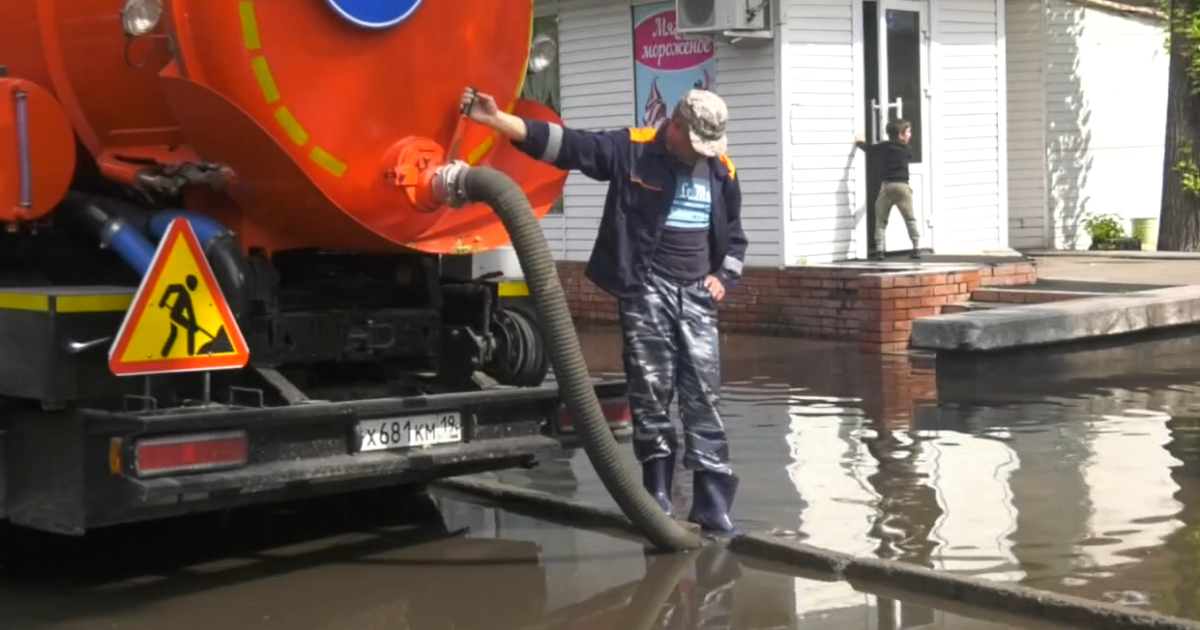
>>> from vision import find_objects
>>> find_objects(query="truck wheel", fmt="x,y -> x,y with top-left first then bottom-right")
486,307 -> 549,387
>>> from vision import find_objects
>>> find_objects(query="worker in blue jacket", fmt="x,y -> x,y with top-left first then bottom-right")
461,87 -> 747,535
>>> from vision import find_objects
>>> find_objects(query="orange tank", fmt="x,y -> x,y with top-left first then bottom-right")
0,0 -> 566,254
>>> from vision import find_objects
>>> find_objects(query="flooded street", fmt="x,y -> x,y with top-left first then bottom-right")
0,489 -> 1056,629
4,328 -> 1200,628
498,329 -> 1200,620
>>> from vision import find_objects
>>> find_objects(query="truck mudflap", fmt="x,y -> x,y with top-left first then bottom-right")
1,379 -> 630,535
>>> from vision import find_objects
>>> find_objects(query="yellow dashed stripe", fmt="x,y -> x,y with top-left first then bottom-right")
310,147 -> 347,177
238,1 -> 348,177
57,294 -> 133,313
497,282 -> 529,298
468,137 -> 494,164
465,8 -> 535,166
250,57 -> 280,103
0,294 -> 49,311
0,293 -> 133,313
239,1 -> 261,50
274,107 -> 309,146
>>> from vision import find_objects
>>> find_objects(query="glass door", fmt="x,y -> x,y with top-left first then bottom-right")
874,1 -> 931,255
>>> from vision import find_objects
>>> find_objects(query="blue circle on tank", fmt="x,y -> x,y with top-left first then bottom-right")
324,0 -> 424,29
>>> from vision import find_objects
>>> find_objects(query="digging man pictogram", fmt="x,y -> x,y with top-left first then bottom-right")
157,274 -> 234,358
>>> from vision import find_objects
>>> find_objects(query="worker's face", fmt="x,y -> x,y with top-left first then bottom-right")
899,126 -> 912,144
665,115 -> 701,165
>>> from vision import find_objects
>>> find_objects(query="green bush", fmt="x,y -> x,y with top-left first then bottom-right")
1083,213 -> 1127,240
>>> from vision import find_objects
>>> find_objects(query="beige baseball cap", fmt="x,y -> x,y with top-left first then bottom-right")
673,89 -> 729,157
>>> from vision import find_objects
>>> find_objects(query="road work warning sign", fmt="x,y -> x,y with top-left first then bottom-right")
108,219 -> 250,377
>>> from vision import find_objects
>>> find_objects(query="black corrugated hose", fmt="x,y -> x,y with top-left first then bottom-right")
462,167 -> 704,552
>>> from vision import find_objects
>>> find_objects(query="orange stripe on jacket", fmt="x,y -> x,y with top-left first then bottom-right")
626,127 -> 737,179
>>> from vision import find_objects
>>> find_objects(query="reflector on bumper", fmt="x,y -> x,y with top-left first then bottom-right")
556,398 -> 632,434
134,431 -> 249,478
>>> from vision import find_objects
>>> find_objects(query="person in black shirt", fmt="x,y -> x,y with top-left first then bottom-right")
855,119 -> 921,261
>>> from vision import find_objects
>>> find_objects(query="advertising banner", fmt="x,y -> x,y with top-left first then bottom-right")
632,2 -> 717,128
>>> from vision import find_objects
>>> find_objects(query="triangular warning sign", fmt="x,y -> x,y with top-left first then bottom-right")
108,218 -> 250,376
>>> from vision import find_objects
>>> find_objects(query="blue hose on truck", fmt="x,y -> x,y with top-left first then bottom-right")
458,166 -> 704,552
62,193 -> 157,275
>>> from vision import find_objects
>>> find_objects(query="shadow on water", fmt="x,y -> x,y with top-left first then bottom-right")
499,327 -> 1200,621
0,487 -> 1055,630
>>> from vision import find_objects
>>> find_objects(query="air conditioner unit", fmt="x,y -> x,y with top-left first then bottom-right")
676,0 -> 769,34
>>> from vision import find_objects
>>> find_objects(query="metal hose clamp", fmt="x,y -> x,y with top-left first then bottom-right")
432,161 -> 472,208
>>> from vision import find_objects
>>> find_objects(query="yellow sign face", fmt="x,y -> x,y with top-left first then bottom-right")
108,219 -> 249,376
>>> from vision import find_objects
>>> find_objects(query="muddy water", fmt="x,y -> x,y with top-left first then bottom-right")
0,489 -> 1055,629
500,328 -> 1200,621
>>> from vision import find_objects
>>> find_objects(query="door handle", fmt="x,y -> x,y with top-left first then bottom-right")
871,98 -> 905,143
870,99 -> 880,144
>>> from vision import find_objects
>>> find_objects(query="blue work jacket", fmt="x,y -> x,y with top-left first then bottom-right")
511,119 -> 748,299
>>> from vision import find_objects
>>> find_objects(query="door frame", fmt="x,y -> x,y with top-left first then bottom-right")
853,0 -> 935,257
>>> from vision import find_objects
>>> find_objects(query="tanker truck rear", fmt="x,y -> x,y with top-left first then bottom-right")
0,0 -> 630,535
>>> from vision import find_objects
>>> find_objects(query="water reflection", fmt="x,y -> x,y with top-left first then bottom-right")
504,328 -> 1200,620
0,485 -> 1052,630
439,499 -> 1053,629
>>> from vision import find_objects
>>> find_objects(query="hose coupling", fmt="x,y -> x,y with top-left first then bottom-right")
431,160 -> 472,209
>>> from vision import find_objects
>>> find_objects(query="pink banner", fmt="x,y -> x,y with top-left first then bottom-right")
633,8 -> 715,72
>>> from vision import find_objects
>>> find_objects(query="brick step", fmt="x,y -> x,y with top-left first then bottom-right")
970,287 -> 1109,305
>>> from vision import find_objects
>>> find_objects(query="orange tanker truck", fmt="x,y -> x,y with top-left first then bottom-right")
0,0 -> 633,535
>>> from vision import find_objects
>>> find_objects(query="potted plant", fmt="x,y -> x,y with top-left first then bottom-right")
1084,213 -> 1141,251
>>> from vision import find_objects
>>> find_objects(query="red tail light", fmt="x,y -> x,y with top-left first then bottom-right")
134,431 -> 249,478
557,398 -> 632,434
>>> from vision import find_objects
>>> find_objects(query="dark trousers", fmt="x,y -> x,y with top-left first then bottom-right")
618,270 -> 731,475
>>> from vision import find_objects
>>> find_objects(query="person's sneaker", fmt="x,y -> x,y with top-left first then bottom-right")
872,251 -> 886,262
910,249 -> 922,260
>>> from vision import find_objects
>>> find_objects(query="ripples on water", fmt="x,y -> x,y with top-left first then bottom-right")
500,329 -> 1200,619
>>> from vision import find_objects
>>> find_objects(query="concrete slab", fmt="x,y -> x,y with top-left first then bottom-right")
910,284 -> 1200,352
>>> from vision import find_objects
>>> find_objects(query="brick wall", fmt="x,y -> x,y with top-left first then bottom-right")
556,260 -> 1037,354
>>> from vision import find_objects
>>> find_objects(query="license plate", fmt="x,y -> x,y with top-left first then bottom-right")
357,412 -> 462,452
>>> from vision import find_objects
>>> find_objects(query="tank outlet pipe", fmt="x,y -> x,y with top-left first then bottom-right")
147,210 -> 252,318
431,161 -> 704,552
62,193 -> 156,275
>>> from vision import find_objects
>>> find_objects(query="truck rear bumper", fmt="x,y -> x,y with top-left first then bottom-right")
130,434 -> 567,503
1,379 -> 629,534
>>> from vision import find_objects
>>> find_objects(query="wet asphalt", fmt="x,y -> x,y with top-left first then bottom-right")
6,326 -> 1200,627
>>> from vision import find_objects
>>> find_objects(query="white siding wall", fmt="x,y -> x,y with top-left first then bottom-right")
537,0 -> 782,267
783,0 -> 860,264
1044,0 -> 1167,249
716,39 -> 783,266
1005,0 -> 1048,249
932,0 -> 1007,252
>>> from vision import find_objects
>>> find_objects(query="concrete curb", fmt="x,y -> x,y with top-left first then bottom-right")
910,284 -> 1200,352
1026,250 -> 1200,260
433,477 -> 653,544
730,535 -> 1198,630
435,477 -> 1200,630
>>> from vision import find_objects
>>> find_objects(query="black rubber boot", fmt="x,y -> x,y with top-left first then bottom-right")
872,251 -> 886,262
642,455 -> 676,518
910,240 -> 922,259
687,472 -> 740,535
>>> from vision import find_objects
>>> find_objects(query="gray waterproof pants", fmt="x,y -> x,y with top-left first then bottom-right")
618,270 -> 731,474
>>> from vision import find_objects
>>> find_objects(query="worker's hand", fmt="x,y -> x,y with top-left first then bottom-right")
854,133 -> 865,144
461,88 -> 500,125
704,275 -> 726,302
